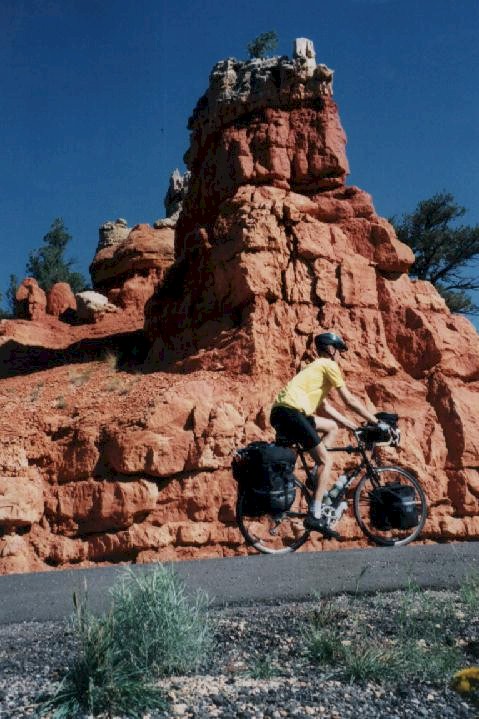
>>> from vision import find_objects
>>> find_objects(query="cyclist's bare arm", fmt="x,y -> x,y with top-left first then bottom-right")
321,399 -> 356,431
335,385 -> 378,425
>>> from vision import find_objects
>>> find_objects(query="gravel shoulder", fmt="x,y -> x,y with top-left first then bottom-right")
1,589 -> 477,719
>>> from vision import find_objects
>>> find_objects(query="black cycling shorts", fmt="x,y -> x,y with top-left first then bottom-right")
270,405 -> 321,451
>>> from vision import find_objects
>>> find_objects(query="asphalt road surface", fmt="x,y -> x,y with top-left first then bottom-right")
1,542 -> 479,625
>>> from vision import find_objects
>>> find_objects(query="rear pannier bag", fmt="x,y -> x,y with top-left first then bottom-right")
232,441 -> 296,516
370,482 -> 419,531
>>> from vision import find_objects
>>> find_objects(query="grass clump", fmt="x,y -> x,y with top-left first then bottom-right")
103,376 -> 124,392
29,382 -> 44,402
306,625 -> 393,683
69,367 -> 92,388
393,640 -> 461,684
308,627 -> 341,664
38,565 -> 212,718
52,395 -> 67,409
103,351 -> 119,371
109,565 -> 212,677
342,643 -> 393,683
460,572 -> 479,613
247,656 -> 280,680
305,587 -> 463,686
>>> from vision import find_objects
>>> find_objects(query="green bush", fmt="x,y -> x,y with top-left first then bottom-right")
38,565 -> 212,718
108,565 -> 212,677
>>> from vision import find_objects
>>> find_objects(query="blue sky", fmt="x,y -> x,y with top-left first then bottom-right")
1,0 -> 478,324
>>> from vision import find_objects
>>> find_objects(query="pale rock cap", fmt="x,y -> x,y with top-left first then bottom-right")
293,38 -> 316,75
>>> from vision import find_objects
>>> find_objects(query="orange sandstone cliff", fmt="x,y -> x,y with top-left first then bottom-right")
1,39 -> 478,574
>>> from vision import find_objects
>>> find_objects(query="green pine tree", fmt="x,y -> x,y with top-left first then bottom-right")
391,193 -> 479,314
247,31 -> 279,59
0,275 -> 19,319
26,218 -> 87,294
6,274 -> 18,316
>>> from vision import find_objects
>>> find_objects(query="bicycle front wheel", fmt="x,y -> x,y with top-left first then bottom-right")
354,466 -> 427,547
236,478 -> 310,554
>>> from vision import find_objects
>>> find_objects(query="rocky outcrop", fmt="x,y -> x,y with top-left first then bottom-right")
154,169 -> 191,228
15,278 -> 47,321
0,39 -> 478,574
96,218 -> 131,252
75,291 -> 119,323
46,282 -> 77,319
90,223 -> 175,316
178,52 -> 346,255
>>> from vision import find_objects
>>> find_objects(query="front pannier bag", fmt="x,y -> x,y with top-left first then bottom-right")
232,442 -> 296,516
370,482 -> 419,531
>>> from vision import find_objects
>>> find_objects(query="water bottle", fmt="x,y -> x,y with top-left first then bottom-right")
328,474 -> 348,500
335,501 -> 348,522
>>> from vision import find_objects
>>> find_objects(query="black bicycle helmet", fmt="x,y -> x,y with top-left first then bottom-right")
314,332 -> 348,353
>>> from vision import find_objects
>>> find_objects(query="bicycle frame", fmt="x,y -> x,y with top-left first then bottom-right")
295,438 -> 382,497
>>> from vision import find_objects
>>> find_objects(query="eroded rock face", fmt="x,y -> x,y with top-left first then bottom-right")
179,51 -> 347,255
1,39 -> 478,574
90,223 -> 175,316
15,278 -> 47,321
155,168 -> 191,228
46,282 -> 77,319
97,218 -> 131,252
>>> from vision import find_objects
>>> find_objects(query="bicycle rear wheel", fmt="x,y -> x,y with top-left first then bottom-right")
354,466 -> 427,547
236,478 -> 310,554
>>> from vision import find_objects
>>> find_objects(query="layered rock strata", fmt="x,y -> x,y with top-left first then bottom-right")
1,39 -> 478,574
178,51 -> 344,256
90,223 -> 175,315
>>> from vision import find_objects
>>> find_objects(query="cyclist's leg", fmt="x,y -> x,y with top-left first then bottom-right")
308,418 -> 338,508
304,421 -> 341,538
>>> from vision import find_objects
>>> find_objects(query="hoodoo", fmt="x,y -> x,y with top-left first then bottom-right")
1,39 -> 479,574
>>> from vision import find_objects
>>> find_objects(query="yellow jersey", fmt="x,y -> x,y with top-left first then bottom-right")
273,358 -> 345,416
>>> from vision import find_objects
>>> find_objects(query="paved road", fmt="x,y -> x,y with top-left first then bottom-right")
1,542 -> 479,625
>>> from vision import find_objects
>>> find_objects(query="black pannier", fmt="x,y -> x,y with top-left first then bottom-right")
370,482 -> 419,531
375,412 -> 399,427
359,424 -> 394,448
232,442 -> 296,516
359,413 -> 401,449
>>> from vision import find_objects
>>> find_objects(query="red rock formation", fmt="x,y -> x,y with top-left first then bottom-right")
0,41 -> 478,574
90,223 -> 175,316
46,282 -> 77,319
15,278 -> 47,320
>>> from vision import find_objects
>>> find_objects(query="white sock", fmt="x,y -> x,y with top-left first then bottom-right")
311,500 -> 323,519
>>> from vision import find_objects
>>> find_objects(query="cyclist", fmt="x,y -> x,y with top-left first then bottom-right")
270,332 -> 380,538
